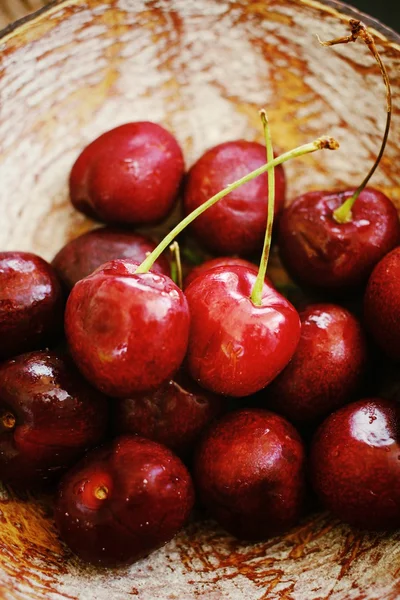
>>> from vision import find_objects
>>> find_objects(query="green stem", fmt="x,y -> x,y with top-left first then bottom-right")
317,20 -> 392,224
250,110 -> 275,305
135,136 -> 339,274
169,241 -> 182,289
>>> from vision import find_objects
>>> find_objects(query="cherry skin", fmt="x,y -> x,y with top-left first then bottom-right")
185,265 -> 300,397
183,257 -> 258,289
65,259 -> 190,398
55,435 -> 194,566
263,304 -> 368,425
0,252 -> 64,360
70,122 -> 184,226
113,370 -> 225,456
278,188 -> 400,293
194,409 -> 305,540
52,227 -> 170,291
310,398 -> 400,531
183,140 -> 286,256
0,351 -> 108,488
364,246 -> 400,362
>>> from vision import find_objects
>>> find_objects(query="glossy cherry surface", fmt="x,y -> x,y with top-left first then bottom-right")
364,246 -> 400,362
65,259 -> 190,397
113,370 -> 224,456
55,435 -> 194,566
264,304 -> 367,425
310,398 -> 400,530
52,227 -> 170,291
183,257 -> 257,290
185,265 -> 300,397
278,188 -> 400,293
0,252 -> 64,360
183,140 -> 286,256
0,351 -> 108,487
194,409 -> 305,539
70,122 -> 184,225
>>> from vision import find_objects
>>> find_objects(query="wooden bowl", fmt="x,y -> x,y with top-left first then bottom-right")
0,1 -> 399,598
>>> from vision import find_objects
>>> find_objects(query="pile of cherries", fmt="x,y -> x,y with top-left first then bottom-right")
0,19 -> 399,569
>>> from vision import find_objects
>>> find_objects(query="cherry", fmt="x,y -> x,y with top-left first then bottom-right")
194,409 -> 305,539
310,398 -> 400,531
278,188 -> 400,293
278,21 -> 400,295
70,122 -> 184,226
185,265 -> 300,397
65,259 -> 189,397
113,370 -> 225,456
0,351 -> 108,488
263,304 -> 368,425
0,252 -> 64,360
55,435 -> 194,566
183,257 -> 258,289
183,140 -> 286,256
364,246 -> 400,362
52,227 -> 170,291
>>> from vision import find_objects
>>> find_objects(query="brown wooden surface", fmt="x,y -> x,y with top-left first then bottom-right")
0,0 -> 48,29
0,1 -> 399,599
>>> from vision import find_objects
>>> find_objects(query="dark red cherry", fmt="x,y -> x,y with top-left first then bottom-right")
264,304 -> 368,425
194,409 -> 305,539
113,370 -> 225,456
183,257 -> 257,290
0,252 -> 64,360
364,246 -> 400,362
278,189 -> 400,293
70,122 -> 184,225
52,227 -> 170,291
0,351 -> 108,488
185,265 -> 300,397
55,435 -> 194,566
65,259 -> 189,397
183,140 -> 286,256
310,398 -> 400,530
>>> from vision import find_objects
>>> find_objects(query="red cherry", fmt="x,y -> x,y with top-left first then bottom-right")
183,141 -> 286,256
183,257 -> 258,289
310,398 -> 400,531
364,246 -> 400,361
264,304 -> 368,425
70,122 -> 184,225
55,435 -> 194,566
278,188 -> 400,293
0,351 -> 108,488
52,227 -> 170,291
185,265 -> 300,397
65,259 -> 189,397
194,409 -> 305,539
0,252 -> 64,360
113,370 -> 225,456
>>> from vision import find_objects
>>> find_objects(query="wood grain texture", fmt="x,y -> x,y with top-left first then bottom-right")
0,1 -> 399,599
0,0 -> 48,29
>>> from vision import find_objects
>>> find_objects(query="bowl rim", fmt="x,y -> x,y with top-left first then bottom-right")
0,0 -> 399,47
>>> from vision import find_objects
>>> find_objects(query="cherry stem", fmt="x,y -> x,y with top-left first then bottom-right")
317,19 -> 392,224
94,485 -> 109,500
135,136 -> 339,274
251,110 -> 275,306
2,412 -> 16,430
169,241 -> 183,289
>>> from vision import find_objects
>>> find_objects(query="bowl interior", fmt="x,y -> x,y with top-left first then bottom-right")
0,1 -> 399,598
